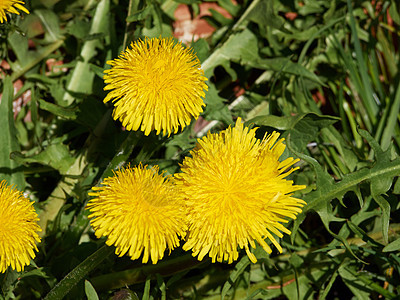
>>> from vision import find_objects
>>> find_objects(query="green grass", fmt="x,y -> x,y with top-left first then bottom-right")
1,0 -> 400,299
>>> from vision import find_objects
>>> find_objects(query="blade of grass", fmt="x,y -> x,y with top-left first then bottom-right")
43,245 -> 114,300
63,0 -> 110,104
346,0 -> 379,124
0,77 -> 25,188
381,82 -> 400,150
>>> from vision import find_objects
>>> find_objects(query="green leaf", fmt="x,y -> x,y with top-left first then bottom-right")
247,0 -> 288,32
126,5 -> 153,22
290,129 -> 399,257
338,263 -> 372,300
43,246 -> 114,300
320,128 -> 358,172
202,28 -> 258,78
383,237 -> 400,252
191,38 -> 210,63
221,256 -> 251,299
0,77 -> 24,188
203,83 -> 232,125
359,129 -> 393,244
256,57 -> 325,85
203,27 -> 324,85
248,112 -> 339,151
381,83 -> 400,151
143,276 -> 151,300
84,280 -> 99,300
34,9 -> 62,42
209,8 -> 232,26
389,1 -> 400,25
38,99 -> 78,120
18,268 -> 50,279
63,0 -> 110,104
217,0 -> 240,16
339,262 -> 396,299
11,143 -> 76,175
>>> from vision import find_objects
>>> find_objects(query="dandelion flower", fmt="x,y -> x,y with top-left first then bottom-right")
87,165 -> 187,264
0,0 -> 29,23
103,37 -> 208,136
175,118 -> 306,263
0,180 -> 41,273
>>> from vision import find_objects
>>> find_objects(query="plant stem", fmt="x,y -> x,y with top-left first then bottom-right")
43,245 -> 114,300
91,253 -> 205,291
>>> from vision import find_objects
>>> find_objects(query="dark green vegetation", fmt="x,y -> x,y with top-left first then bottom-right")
1,0 -> 400,299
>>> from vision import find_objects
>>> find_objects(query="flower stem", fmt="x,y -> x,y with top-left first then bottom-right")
90,253 -> 205,291
43,245 -> 114,300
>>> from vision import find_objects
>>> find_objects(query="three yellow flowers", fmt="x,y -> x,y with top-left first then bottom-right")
0,33 -> 305,272
89,37 -> 306,264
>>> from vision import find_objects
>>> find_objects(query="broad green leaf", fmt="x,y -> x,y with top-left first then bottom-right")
43,246 -> 114,300
221,256 -> 251,299
192,38 -> 210,63
66,19 -> 91,40
39,98 -> 107,129
338,264 -> 372,300
393,177 -> 400,194
11,143 -> 75,175
320,128 -> 358,172
339,262 -> 396,299
63,0 -> 110,104
248,112 -> 339,152
248,112 -> 339,130
18,268 -> 50,279
126,5 -> 153,22
381,82 -> 400,151
291,130 -> 399,256
142,276 -> 151,300
256,57 -> 324,85
0,77 -> 24,188
247,0 -> 288,32
208,9 -> 232,26
217,0 -> 240,16
203,28 -> 323,84
202,28 -> 258,78
203,83 -> 232,125
383,237 -> 400,252
34,9 -> 62,43
389,1 -> 400,25
84,280 -> 99,300
359,129 -> 393,243
39,99 -> 78,120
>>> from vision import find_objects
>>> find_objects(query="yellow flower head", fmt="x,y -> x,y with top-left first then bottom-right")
0,0 -> 29,23
175,118 -> 306,264
103,37 -> 208,136
87,165 -> 187,264
0,180 -> 41,273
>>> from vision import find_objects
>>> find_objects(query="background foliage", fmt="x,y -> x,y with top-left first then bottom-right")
1,0 -> 400,299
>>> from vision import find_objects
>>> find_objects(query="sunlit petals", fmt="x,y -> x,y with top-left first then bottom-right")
103,37 -> 208,136
87,165 -> 187,264
0,180 -> 41,273
0,0 -> 29,23
175,118 -> 306,263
